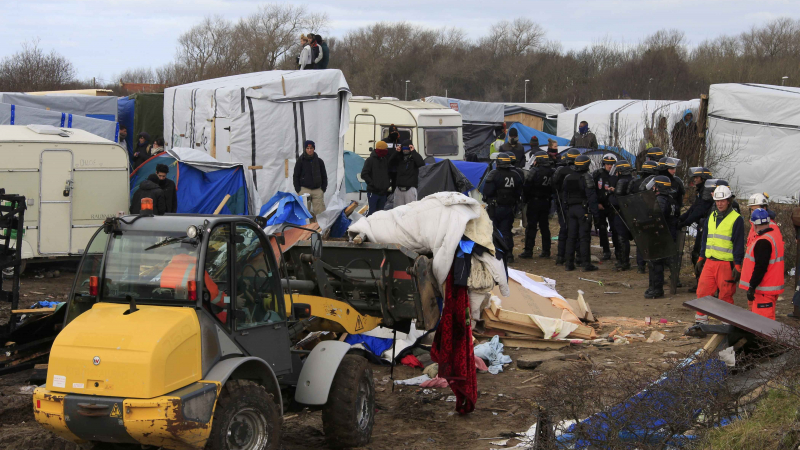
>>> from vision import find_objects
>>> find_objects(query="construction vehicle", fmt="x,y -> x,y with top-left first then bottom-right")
33,210 -> 439,449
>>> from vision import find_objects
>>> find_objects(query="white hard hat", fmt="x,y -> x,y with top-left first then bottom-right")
713,185 -> 733,200
748,192 -> 769,207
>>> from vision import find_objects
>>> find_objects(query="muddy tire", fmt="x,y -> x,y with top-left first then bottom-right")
322,355 -> 375,448
206,379 -> 281,450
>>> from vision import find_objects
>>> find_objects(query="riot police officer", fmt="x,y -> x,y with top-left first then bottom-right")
553,148 -> 582,265
646,175 -> 678,299
631,159 -> 659,272
593,153 -> 619,260
609,159 -> 635,271
679,167 -> 714,292
484,152 -> 523,263
658,157 -> 685,218
563,154 -> 600,272
520,151 -> 555,259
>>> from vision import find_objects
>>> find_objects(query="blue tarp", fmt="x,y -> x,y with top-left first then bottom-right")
259,191 -> 312,227
344,151 -> 366,193
433,158 -> 489,193
117,97 -> 135,159
344,334 -> 394,358
508,122 -> 570,151
130,154 -> 249,215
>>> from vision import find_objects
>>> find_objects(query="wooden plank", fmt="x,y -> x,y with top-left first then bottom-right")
213,194 -> 232,215
701,334 -> 727,356
684,296 -> 791,342
210,117 -> 217,159
11,308 -> 55,314
500,338 -> 569,350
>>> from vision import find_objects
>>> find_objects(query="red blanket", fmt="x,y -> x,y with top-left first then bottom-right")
431,271 -> 477,414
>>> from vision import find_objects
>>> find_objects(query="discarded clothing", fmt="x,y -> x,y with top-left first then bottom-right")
431,271 -> 477,414
394,374 -> 431,386
463,208 -> 495,255
420,376 -> 449,388
329,210 -> 352,238
473,335 -> 512,375
468,292 -> 490,322
423,363 -> 439,379
32,301 -> 60,309
474,355 -> 489,372
344,334 -> 393,358
508,268 -> 563,300
474,250 -> 510,297
453,253 -> 471,286
459,238 -> 475,254
468,256 -> 496,293
400,354 -> 424,369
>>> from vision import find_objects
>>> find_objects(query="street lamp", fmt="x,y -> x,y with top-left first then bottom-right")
782,76 -> 789,86
524,79 -> 530,103
405,80 -> 410,101
648,78 -> 653,101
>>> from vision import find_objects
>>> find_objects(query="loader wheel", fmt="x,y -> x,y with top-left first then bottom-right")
322,355 -> 375,448
207,379 -> 281,450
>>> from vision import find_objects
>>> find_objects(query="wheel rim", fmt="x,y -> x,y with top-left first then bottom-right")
356,375 -> 374,431
226,407 -> 269,450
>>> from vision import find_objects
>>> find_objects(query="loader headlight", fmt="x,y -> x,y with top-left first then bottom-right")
186,225 -> 199,239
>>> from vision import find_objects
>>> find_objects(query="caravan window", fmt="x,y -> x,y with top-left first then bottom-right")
380,126 -> 412,146
423,128 -> 459,156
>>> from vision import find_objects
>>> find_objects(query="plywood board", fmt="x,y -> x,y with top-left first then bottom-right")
491,307 -> 596,339
492,279 -> 564,318
684,296 -> 790,342
500,338 -> 569,350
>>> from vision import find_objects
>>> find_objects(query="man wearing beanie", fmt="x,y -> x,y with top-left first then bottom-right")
155,163 -> 178,213
361,141 -> 392,215
500,128 -> 526,168
389,139 -> 425,206
293,140 -> 327,216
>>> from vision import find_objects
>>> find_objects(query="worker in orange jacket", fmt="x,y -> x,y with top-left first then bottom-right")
739,208 -> 784,320
694,185 -> 746,325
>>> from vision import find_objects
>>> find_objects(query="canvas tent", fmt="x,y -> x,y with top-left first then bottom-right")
557,99 -> 700,151
164,70 -> 352,226
0,103 -> 119,142
130,147 -> 255,215
118,93 -> 164,158
425,96 -> 504,159
708,83 -> 800,201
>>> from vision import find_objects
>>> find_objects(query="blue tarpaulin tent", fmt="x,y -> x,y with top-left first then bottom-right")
130,148 -> 254,215
344,151 -> 366,193
433,158 -> 489,193
258,191 -> 313,227
117,97 -> 135,158
508,122 -> 570,151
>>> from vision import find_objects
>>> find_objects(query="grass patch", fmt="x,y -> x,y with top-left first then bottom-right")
699,389 -> 800,449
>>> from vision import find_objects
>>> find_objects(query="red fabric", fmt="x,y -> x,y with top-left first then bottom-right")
696,260 -> 737,317
399,355 -> 423,369
420,376 -> 448,388
751,293 -> 778,320
374,148 -> 388,157
431,271 -> 477,414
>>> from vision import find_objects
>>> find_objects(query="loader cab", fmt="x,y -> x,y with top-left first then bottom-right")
65,215 -> 293,374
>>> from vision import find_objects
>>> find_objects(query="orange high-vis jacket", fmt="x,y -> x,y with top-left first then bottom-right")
740,228 -> 785,295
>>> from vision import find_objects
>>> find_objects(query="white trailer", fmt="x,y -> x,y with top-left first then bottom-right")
345,99 -> 464,160
0,125 -> 129,268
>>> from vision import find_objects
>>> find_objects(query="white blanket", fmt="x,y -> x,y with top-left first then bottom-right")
347,192 -> 482,285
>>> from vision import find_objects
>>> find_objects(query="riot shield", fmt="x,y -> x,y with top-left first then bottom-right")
618,190 -> 677,261
669,227 -> 687,295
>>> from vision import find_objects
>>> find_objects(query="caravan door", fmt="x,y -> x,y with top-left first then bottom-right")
352,114 -> 376,156
39,150 -> 73,255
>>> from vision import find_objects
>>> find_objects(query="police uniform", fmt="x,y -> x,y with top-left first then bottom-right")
592,159 -> 619,260
563,155 -> 599,271
521,152 -> 555,258
610,160 -> 634,270
631,160 -> 659,272
484,153 -> 523,262
552,150 -> 581,265
647,177 -> 678,299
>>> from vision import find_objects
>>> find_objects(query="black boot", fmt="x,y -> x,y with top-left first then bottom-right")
507,253 -> 515,264
555,256 -> 565,266
637,265 -> 646,274
564,261 -> 576,271
789,304 -> 800,319
519,250 -> 534,259
602,250 -> 612,260
539,250 -> 551,258
582,264 -> 598,272
645,289 -> 664,299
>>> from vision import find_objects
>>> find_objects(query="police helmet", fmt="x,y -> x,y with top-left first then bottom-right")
496,152 -> 514,168
565,148 -> 581,166
574,155 -> 591,172
602,153 -> 618,165
615,159 -> 633,175
640,160 -> 658,175
533,151 -> 551,167
751,208 -> 770,225
646,147 -> 664,160
648,175 -> 673,193
658,156 -> 680,170
689,166 -> 712,180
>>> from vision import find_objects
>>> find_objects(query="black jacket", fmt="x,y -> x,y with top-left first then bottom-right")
131,176 -> 167,215
361,153 -> 392,194
570,131 -> 599,149
679,187 -> 714,229
523,166 -> 555,203
293,153 -> 327,192
319,42 -> 330,69
610,174 -> 633,208
500,141 -> 526,168
656,193 -> 678,240
390,150 -> 425,188
592,168 -> 613,206
484,168 -> 523,206
159,178 -> 178,213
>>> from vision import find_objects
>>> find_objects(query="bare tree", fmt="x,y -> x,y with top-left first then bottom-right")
0,39 -> 76,92
174,16 -> 245,83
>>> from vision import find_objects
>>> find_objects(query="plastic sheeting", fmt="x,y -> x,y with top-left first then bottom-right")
117,97 -> 135,157
0,93 -> 118,122
164,70 -> 351,231
418,159 -> 475,199
556,99 -> 700,150
708,83 -> 800,201
0,103 -> 119,142
433,158 -> 488,192
343,151 -> 366,193
508,122 -> 570,151
504,102 -> 566,116
259,191 -> 313,227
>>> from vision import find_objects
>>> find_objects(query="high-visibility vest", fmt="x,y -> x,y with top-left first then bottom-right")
161,254 -> 226,318
740,227 -> 785,294
747,218 -> 777,247
704,209 -> 741,261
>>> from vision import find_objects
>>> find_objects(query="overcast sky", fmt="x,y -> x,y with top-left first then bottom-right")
1,0 -> 798,81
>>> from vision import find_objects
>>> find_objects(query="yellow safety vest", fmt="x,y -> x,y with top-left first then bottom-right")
705,209 -> 740,261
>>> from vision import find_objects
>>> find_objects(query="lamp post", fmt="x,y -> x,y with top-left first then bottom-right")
524,79 -> 530,103
648,78 -> 653,101
782,76 -> 789,86
405,80 -> 410,101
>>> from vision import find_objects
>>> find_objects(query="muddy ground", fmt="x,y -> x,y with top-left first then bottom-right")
0,227 -> 796,449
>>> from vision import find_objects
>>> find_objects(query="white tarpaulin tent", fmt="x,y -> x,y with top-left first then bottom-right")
708,83 -> 800,201
0,103 -> 119,142
164,70 -> 352,225
557,99 -> 700,150
0,93 -> 118,122
504,103 -> 566,116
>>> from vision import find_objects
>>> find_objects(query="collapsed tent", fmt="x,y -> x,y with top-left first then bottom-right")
130,147 -> 255,215
164,70 -> 351,228
118,93 -> 164,158
708,83 -> 800,201
418,159 -> 476,199
0,103 -> 119,142
425,96 -> 504,159
0,93 -> 118,122
343,151 -> 366,193
557,99 -> 700,150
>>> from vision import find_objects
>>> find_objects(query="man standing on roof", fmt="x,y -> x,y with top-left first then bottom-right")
520,151 -> 555,259
671,109 -> 700,166
484,152 -> 523,263
314,34 -> 329,69
390,140 -> 425,206
293,140 -> 327,217
156,163 -> 178,214
361,141 -> 392,216
500,128 -> 526,168
694,185 -> 745,325
570,121 -> 598,149
739,208 -> 784,320
298,34 -> 312,70
592,154 -> 619,261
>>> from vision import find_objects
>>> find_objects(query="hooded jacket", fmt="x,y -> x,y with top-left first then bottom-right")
671,109 -> 700,154
390,150 -> 425,188
361,152 -> 392,194
132,132 -> 152,169
159,177 -> 178,213
570,129 -> 599,149
131,174 -> 167,215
